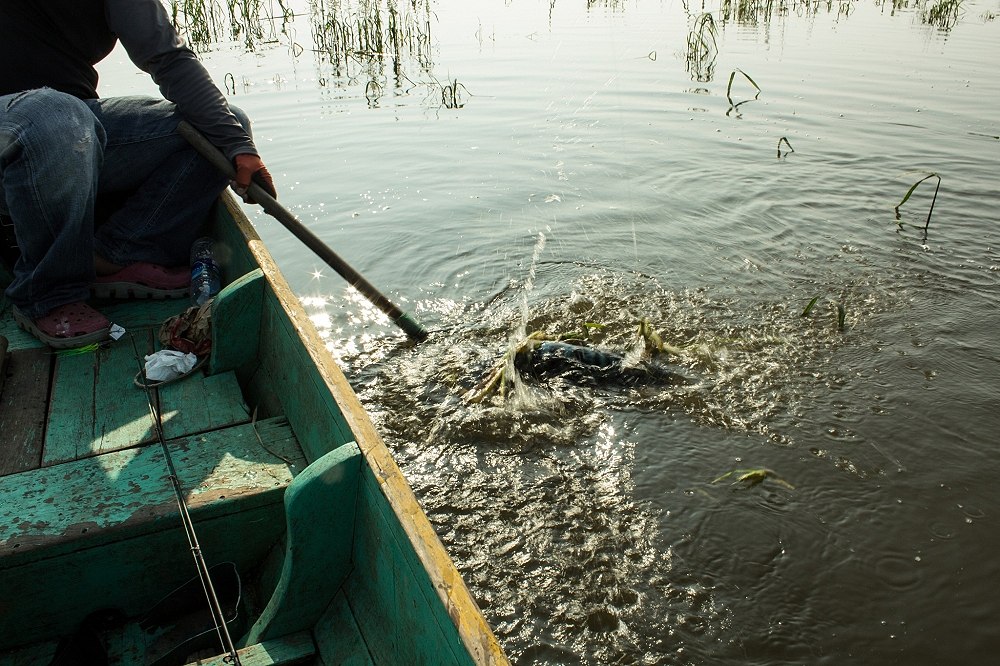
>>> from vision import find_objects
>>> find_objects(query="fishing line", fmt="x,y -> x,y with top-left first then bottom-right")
129,334 -> 241,665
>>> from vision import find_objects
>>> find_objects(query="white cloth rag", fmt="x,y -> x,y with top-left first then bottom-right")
144,350 -> 198,382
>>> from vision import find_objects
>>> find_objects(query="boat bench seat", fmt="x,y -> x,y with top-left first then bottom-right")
0,416 -> 306,649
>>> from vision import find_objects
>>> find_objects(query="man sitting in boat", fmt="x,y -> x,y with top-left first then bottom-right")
0,0 -> 277,348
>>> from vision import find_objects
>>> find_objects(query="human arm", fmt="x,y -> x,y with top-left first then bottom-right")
105,0 -> 268,176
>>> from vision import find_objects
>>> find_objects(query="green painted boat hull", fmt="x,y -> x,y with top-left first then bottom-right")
0,196 -> 507,665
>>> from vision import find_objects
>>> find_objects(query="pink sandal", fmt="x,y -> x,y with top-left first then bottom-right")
13,302 -> 112,349
92,262 -> 190,299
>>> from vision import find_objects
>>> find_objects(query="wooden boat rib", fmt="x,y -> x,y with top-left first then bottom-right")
0,194 -> 508,665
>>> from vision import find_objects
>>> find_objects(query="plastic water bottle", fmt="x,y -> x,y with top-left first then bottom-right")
190,237 -> 221,306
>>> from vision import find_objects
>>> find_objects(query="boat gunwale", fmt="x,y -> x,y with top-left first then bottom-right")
221,194 -> 509,666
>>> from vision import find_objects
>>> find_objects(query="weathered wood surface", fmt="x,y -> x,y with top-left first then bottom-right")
242,443 -> 361,645
183,631 -> 316,666
209,268 -> 264,376
0,502 -> 286,652
346,468 -> 476,666
42,338 -> 249,466
42,333 -> 157,465
1,417 -> 302,564
158,369 -> 250,440
221,195 -> 509,665
0,335 -> 7,393
314,589 -> 376,666
0,417 -> 303,650
0,347 -> 50,476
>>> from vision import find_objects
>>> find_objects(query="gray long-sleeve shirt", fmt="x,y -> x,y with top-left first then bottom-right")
0,0 -> 257,160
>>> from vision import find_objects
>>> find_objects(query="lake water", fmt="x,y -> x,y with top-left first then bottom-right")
102,1 -> 1000,663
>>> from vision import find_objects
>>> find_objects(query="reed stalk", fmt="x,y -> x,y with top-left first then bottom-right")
777,137 -> 794,158
924,0 -> 963,29
686,13 -> 718,82
894,172 -> 941,239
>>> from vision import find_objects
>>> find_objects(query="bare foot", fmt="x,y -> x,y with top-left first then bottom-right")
93,253 -> 123,276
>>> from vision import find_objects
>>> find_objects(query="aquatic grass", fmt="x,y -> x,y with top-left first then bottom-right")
441,79 -> 470,109
894,172 -> 941,239
365,79 -> 383,106
169,0 -> 280,49
726,68 -> 761,114
802,296 -> 847,332
924,0 -> 964,29
686,13 -> 718,82
312,0 -> 434,77
777,137 -> 794,158
726,68 -> 761,100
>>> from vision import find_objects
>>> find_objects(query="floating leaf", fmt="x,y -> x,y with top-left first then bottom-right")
712,467 -> 794,490
802,296 -> 820,317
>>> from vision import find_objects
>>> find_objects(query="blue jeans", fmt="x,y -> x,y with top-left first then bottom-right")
0,88 -> 245,319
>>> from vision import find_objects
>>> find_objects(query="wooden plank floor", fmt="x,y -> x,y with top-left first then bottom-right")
1,298 -> 251,475
0,346 -> 50,476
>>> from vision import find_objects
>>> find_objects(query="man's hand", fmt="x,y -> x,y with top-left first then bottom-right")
233,153 -> 277,203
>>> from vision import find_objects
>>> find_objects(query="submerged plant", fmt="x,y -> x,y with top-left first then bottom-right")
311,0 -> 434,78
169,0 -> 277,49
924,0 -> 964,29
802,296 -> 847,332
686,13 -> 718,82
894,172 -> 941,240
713,467 -> 794,490
777,136 -> 794,158
441,78 -> 470,109
726,68 -> 761,115
726,68 -> 761,100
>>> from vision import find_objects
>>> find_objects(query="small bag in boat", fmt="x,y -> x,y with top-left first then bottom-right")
158,300 -> 213,357
133,302 -> 213,388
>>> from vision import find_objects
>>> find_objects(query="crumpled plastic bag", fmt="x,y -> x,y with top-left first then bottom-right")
144,350 -> 198,382
159,301 -> 212,357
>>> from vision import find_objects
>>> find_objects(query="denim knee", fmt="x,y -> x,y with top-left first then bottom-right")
3,87 -> 106,148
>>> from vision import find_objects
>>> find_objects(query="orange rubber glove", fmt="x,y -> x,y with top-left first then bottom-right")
233,153 -> 277,203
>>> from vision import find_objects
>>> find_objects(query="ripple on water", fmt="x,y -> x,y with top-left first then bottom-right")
927,522 -> 957,540
959,504 -> 986,519
873,553 -> 924,592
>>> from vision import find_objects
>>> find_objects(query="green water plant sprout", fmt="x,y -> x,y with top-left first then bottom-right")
894,172 -> 941,239
802,296 -> 846,332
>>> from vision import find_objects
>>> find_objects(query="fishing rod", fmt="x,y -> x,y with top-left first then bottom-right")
176,121 -> 429,343
130,335 -> 241,665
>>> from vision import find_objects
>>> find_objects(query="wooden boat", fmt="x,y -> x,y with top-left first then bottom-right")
0,195 -> 508,665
